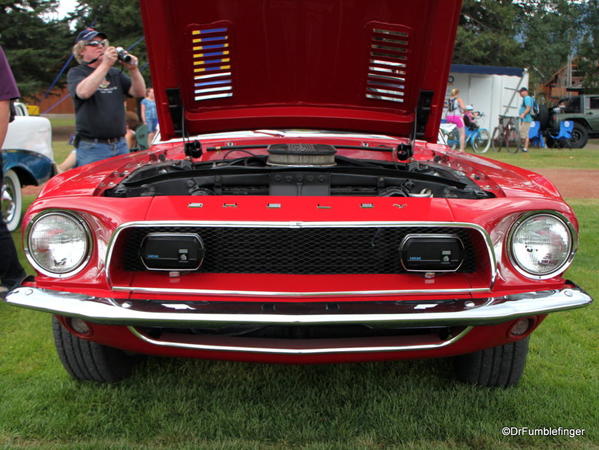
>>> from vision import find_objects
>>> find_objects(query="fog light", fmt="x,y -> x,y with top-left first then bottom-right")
509,318 -> 532,337
70,318 -> 90,334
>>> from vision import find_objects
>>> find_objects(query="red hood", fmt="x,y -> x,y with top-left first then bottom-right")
140,0 -> 462,141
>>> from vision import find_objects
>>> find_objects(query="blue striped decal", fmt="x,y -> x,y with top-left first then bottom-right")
195,79 -> 230,87
193,50 -> 229,58
193,43 -> 229,51
193,57 -> 230,66
194,65 -> 231,73
192,35 -> 227,43
192,27 -> 227,35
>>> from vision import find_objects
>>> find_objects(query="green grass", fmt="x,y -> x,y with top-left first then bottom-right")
47,115 -> 75,129
467,139 -> 599,170
2,140 -> 598,449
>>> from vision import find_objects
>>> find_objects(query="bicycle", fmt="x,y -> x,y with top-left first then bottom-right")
491,116 -> 522,153
444,121 -> 491,153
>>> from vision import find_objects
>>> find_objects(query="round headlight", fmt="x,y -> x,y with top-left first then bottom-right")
509,213 -> 575,279
27,212 -> 91,277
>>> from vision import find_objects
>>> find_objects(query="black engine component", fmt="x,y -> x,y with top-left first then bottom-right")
267,143 -> 336,167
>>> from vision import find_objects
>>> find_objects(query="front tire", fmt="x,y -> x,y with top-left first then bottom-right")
569,123 -> 588,148
52,316 -> 135,382
447,128 -> 459,150
454,337 -> 529,387
472,128 -> 491,153
491,127 -> 503,152
1,170 -> 22,232
507,129 -> 522,153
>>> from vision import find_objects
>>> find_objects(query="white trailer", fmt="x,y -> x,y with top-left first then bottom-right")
445,64 -> 529,132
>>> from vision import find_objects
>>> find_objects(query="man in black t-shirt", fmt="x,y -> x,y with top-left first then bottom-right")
67,28 -> 146,167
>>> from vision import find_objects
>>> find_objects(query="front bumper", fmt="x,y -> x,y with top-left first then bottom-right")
6,285 -> 592,328
5,285 -> 592,357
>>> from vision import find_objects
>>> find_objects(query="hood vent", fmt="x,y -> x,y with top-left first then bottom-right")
267,144 -> 336,167
366,26 -> 409,104
192,26 -> 233,102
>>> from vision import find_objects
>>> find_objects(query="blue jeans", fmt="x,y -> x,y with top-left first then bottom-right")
76,138 -> 129,167
0,153 -> 26,289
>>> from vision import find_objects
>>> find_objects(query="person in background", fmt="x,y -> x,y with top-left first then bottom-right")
140,87 -> 157,144
446,88 -> 466,151
0,45 -> 27,294
68,27 -> 146,167
125,111 -> 141,149
463,104 -> 478,130
518,87 -> 534,153
56,149 -> 76,174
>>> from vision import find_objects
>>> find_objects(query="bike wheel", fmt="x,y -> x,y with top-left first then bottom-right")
447,128 -> 459,150
491,127 -> 503,152
507,129 -> 522,153
473,128 -> 491,153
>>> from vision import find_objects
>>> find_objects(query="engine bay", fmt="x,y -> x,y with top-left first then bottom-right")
105,143 -> 493,199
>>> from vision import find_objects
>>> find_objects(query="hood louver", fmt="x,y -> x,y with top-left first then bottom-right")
192,26 -> 233,102
366,26 -> 409,104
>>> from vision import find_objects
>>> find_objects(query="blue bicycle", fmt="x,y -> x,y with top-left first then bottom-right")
445,123 -> 491,153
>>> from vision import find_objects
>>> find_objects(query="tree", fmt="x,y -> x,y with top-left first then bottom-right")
577,0 -> 599,92
0,0 -> 72,99
515,0 -> 585,91
453,0 -> 523,67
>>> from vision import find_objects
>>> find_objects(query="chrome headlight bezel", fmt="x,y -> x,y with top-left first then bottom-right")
507,211 -> 577,280
25,210 -> 93,278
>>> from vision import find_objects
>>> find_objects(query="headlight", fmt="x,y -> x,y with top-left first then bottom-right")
509,213 -> 575,279
26,211 -> 91,277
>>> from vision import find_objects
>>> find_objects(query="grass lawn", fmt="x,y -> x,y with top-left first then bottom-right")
1,137 -> 598,448
467,138 -> 599,170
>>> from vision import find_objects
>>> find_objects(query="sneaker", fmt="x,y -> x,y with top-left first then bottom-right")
521,147 -> 528,152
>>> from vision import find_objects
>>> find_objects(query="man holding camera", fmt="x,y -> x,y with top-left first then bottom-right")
67,28 -> 146,167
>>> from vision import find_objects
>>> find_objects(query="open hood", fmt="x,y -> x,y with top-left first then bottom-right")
140,0 -> 462,141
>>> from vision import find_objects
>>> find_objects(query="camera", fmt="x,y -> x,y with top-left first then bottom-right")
116,47 -> 132,63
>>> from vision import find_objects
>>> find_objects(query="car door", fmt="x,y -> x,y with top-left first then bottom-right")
585,96 -> 599,132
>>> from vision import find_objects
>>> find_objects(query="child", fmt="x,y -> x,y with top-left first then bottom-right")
463,105 -> 479,130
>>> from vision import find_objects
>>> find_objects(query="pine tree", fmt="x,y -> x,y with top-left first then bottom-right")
0,0 -> 71,99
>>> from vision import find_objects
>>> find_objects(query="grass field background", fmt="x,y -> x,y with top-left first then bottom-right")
1,119 -> 597,448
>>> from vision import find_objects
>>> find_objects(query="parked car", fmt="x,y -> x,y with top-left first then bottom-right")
2,101 -> 54,231
550,94 -> 599,148
5,0 -> 592,387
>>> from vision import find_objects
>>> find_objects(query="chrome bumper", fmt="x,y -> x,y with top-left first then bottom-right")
5,285 -> 592,328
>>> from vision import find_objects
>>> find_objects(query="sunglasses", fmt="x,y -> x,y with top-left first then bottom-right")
85,39 -> 108,47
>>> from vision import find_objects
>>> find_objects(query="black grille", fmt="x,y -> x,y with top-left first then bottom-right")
120,227 -> 476,274
120,226 -> 477,274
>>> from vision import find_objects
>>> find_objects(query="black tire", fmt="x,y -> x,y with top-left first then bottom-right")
1,169 -> 22,232
447,128 -> 459,150
454,337 -> 529,387
491,127 -> 503,152
568,122 -> 589,148
52,316 -> 135,382
507,129 -> 521,153
535,104 -> 550,130
472,128 -> 491,153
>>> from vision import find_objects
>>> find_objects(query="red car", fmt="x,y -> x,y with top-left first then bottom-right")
6,0 -> 592,386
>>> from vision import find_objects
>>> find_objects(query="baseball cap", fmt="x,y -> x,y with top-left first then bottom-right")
75,27 -> 108,43
465,105 -> 474,110
519,87 -> 529,92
